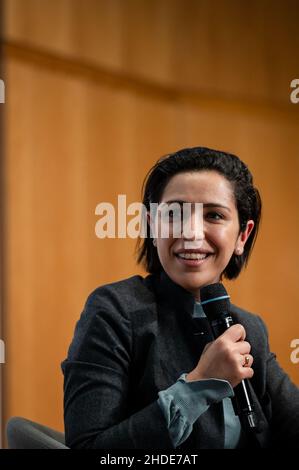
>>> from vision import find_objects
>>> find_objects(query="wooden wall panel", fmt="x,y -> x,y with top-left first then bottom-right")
2,0 -> 299,438
3,57 -> 187,431
4,0 -> 299,104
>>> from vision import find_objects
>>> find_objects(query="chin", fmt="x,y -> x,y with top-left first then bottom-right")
176,274 -> 206,292
184,273 -> 219,291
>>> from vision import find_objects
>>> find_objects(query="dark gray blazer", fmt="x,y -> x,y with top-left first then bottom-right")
62,271 -> 299,449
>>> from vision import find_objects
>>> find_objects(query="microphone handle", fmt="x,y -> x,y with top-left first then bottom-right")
210,315 -> 257,431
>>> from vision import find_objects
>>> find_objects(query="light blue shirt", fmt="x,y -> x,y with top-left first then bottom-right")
157,301 -> 243,448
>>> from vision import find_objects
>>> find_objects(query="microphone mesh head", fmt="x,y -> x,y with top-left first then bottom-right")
200,283 -> 231,321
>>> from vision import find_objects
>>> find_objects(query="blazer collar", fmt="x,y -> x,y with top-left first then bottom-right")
155,270 -> 196,319
155,270 -> 243,322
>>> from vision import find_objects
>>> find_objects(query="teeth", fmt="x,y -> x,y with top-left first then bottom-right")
177,253 -> 209,260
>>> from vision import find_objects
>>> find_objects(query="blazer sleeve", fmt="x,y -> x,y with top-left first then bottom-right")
61,288 -> 174,449
258,316 -> 299,447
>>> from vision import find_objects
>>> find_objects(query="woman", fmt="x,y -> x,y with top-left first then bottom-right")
62,146 -> 299,449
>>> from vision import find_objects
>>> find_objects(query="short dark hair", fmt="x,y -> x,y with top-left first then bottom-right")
136,146 -> 262,280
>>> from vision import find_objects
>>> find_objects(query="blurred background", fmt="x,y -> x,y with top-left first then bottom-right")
0,0 -> 299,446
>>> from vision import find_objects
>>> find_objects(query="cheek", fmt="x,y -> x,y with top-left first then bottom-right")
208,225 -> 238,253
157,238 -> 173,263
207,226 -> 227,245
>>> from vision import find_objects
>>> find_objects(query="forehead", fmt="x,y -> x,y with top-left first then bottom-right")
161,171 -> 235,205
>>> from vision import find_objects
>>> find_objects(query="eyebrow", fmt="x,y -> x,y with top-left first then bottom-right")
163,200 -> 231,212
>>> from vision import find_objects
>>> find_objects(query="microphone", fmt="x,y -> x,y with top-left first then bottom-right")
200,282 -> 257,433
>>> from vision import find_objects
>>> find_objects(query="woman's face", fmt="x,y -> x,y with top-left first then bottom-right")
149,170 -> 254,299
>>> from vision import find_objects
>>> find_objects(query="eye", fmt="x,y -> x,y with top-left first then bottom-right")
206,211 -> 223,221
161,207 -> 182,222
168,208 -> 182,220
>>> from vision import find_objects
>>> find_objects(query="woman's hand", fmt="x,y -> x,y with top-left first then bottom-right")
186,324 -> 254,388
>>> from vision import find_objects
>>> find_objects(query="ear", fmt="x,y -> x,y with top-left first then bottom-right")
234,220 -> 255,255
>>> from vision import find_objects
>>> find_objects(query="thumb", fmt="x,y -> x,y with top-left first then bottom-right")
221,324 -> 246,343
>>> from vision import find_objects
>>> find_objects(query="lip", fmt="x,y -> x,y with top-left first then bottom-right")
175,249 -> 214,255
175,252 -> 213,267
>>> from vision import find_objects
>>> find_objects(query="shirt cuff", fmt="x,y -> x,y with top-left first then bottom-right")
157,373 -> 234,448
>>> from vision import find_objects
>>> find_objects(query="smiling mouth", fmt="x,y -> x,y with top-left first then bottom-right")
175,252 -> 212,260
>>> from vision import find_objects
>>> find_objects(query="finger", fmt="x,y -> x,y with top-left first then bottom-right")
236,341 -> 251,355
240,354 -> 254,368
222,324 -> 246,343
241,366 -> 254,380
203,341 -> 212,353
